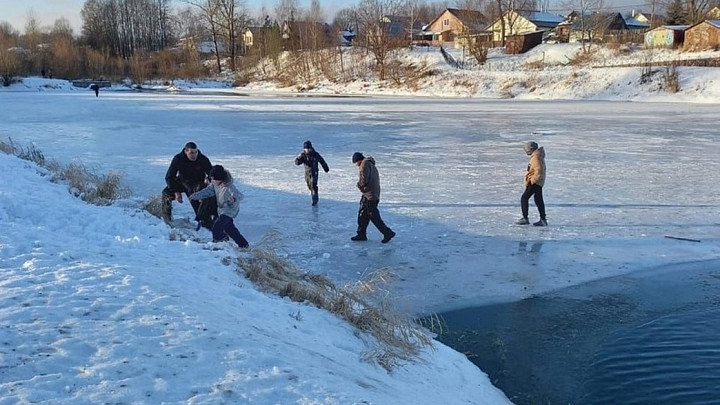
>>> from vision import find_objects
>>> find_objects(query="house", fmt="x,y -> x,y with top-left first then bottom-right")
243,27 -> 275,49
487,10 -> 565,43
707,6 -> 720,19
340,29 -> 356,46
629,10 -> 665,27
568,12 -> 649,43
684,19 -> 720,51
422,8 -> 488,47
380,15 -> 424,41
282,20 -> 333,50
644,25 -> 688,48
178,36 -> 226,54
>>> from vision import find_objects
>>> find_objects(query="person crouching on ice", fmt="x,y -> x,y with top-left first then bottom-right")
190,165 -> 249,248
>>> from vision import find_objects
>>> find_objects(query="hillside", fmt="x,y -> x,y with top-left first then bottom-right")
235,43 -> 720,103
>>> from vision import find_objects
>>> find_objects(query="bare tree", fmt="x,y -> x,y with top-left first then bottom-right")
0,26 -> 21,85
275,0 -> 300,27
305,0 -> 326,50
685,0 -> 712,23
47,18 -> 81,79
563,0 -> 605,52
81,0 -> 172,59
216,0 -> 249,71
332,7 -> 360,32
184,0 -> 225,73
356,0 -> 403,80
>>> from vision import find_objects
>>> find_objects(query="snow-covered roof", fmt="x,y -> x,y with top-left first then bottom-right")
625,17 -> 651,29
649,25 -> 690,31
518,10 -> 566,26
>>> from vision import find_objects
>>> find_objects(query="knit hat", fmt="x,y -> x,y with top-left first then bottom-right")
209,165 -> 226,181
352,152 -> 364,163
303,140 -> 312,149
524,141 -> 538,155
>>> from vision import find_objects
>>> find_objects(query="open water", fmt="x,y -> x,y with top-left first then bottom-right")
434,259 -> 720,405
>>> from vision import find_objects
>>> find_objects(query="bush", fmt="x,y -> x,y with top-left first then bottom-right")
663,64 -> 680,93
238,235 -> 434,371
0,137 -> 130,205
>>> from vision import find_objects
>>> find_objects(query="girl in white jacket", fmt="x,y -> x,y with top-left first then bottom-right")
190,165 -> 249,248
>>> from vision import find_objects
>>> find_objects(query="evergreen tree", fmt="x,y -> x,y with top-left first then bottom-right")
665,0 -> 688,25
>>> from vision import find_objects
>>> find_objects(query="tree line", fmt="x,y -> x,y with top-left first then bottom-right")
0,0 -> 716,86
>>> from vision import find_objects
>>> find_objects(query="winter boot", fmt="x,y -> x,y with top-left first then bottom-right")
516,217 -> 530,225
311,192 -> 319,206
381,230 -> 396,244
351,234 -> 368,241
533,219 -> 548,227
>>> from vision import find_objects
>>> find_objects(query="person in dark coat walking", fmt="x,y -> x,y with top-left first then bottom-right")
295,140 -> 329,206
161,141 -> 217,229
90,83 -> 99,97
350,152 -> 395,243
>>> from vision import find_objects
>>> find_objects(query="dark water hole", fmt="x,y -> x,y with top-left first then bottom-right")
432,260 -> 720,405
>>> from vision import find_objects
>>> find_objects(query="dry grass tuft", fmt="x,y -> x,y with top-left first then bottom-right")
1,137 -> 130,205
53,162 -> 130,205
143,194 -> 165,219
566,48 -> 599,66
237,238 -> 433,371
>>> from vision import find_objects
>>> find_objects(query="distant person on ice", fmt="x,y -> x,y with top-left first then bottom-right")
161,141 -> 217,229
350,152 -> 395,243
516,141 -> 547,226
90,83 -> 99,97
294,140 -> 329,206
190,165 -> 249,249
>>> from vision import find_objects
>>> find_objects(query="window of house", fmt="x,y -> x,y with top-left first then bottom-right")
444,19 -> 449,26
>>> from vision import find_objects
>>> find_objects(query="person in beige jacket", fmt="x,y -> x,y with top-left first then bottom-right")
516,141 -> 547,226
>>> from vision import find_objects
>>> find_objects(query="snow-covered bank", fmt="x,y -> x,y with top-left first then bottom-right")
235,44 -> 720,103
7,43 -> 719,103
0,151 -> 512,404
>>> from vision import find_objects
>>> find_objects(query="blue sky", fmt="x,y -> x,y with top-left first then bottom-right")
1,0 -> 649,33
0,0 -> 358,32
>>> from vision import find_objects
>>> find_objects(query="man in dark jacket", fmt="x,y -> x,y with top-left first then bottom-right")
295,140 -> 329,206
350,152 -> 395,243
161,142 -> 217,229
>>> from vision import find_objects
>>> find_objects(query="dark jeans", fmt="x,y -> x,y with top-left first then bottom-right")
161,182 -> 217,223
305,174 -> 319,204
356,197 -> 392,237
521,184 -> 546,220
212,214 -> 249,248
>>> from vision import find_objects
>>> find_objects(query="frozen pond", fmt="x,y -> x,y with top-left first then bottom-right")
2,91 -> 720,315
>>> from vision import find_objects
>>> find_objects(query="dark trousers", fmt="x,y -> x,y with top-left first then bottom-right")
305,174 -> 319,204
161,182 -> 217,223
212,214 -> 249,248
356,197 -> 392,237
521,184 -> 546,220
